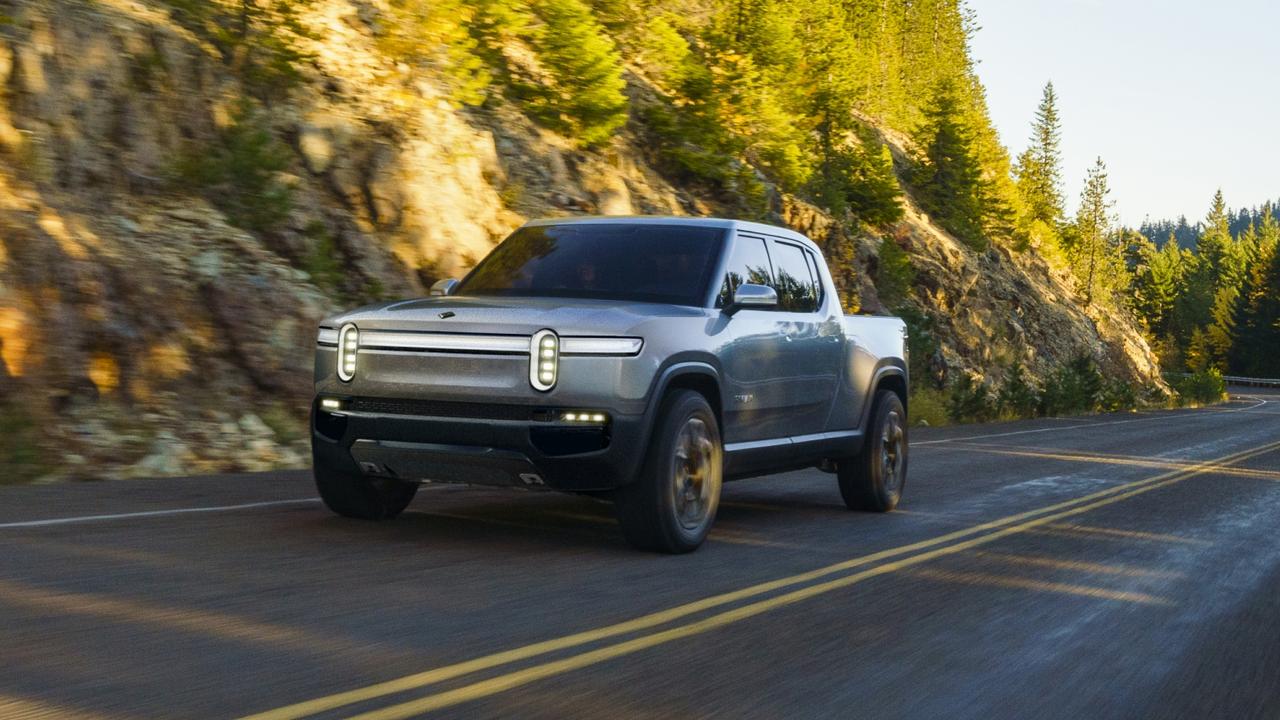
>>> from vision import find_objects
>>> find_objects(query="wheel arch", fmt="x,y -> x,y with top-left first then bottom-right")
628,361 -> 723,485
859,361 -> 909,432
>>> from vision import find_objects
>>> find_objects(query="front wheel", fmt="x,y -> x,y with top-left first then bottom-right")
838,390 -> 907,512
315,463 -> 419,520
614,390 -> 723,553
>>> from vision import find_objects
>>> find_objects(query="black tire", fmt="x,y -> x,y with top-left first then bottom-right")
838,390 -> 908,512
315,463 -> 419,520
614,390 -> 723,553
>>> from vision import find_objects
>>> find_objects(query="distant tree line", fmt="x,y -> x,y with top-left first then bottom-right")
1004,81 -> 1280,380
1139,202 -> 1280,252
1127,192 -> 1280,378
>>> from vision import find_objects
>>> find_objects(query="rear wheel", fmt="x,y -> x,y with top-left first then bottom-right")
838,389 -> 907,512
315,463 -> 418,520
615,390 -> 723,553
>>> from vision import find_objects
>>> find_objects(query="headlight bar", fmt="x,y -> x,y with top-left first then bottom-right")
337,323 -> 358,381
530,329 -> 558,391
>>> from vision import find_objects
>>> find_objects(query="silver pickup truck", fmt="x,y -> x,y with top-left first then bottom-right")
312,217 -> 909,552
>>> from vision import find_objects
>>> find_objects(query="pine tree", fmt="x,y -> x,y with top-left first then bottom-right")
527,0 -> 629,147
1229,207 -> 1280,375
913,79 -> 986,248
1014,81 -> 1065,229
382,0 -> 492,105
1197,189 -> 1232,281
1140,235 -> 1188,336
1065,157 -> 1122,305
845,131 -> 904,227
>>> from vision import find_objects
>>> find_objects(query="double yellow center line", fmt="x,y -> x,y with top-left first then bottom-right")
242,437 -> 1280,720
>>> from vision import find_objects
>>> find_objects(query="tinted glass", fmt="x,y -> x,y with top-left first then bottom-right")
804,249 -> 825,307
716,236 -> 774,308
456,224 -> 724,306
771,241 -> 818,312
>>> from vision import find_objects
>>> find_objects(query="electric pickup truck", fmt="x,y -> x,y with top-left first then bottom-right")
312,216 -> 909,553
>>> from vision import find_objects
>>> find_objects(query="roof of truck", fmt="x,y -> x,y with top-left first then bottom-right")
522,215 -> 815,248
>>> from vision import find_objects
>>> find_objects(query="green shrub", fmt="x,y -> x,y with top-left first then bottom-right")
0,399 -> 46,484
1039,354 -> 1104,416
810,126 -> 903,227
301,221 -> 344,295
874,236 -> 915,309
637,101 -> 737,186
897,306 -> 940,389
171,106 -> 292,234
947,374 -> 997,424
159,0 -> 315,99
1098,378 -> 1138,413
378,0 -> 492,105
908,386 -> 949,427
258,403 -> 306,445
998,363 -> 1040,419
1170,368 -> 1227,406
634,15 -> 696,91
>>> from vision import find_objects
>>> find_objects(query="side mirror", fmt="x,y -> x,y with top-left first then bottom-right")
725,283 -> 777,315
430,278 -> 459,297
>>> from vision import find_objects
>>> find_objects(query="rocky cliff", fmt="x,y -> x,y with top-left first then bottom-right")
0,0 -> 1162,481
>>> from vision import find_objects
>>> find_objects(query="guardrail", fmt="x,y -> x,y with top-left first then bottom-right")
1223,375 -> 1280,388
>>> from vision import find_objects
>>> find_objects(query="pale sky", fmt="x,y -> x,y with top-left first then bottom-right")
966,0 -> 1280,227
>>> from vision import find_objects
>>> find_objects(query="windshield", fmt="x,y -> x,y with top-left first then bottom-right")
455,223 -> 725,306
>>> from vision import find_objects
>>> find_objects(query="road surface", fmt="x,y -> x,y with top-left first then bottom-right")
2,390 -> 1279,719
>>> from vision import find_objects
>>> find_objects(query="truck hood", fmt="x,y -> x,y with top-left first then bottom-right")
322,295 -> 706,337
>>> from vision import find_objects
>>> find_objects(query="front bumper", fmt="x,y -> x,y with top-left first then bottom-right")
310,396 -> 647,492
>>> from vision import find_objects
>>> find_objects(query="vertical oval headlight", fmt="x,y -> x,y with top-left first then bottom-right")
530,329 -> 558,391
337,323 -> 359,382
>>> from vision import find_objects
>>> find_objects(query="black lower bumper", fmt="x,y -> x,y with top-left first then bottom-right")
311,399 -> 648,492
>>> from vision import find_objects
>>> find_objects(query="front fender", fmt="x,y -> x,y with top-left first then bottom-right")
620,359 -> 722,485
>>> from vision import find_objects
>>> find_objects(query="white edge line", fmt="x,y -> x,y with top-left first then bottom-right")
0,499 -> 321,529
915,396 -> 1269,447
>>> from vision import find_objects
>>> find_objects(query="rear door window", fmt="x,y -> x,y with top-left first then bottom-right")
803,249 -> 825,308
716,235 -> 775,308
769,241 -> 819,312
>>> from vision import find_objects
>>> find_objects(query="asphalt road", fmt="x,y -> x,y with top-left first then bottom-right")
2,390 -> 1279,720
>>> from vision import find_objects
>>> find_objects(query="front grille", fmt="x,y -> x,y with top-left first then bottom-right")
348,396 -> 534,421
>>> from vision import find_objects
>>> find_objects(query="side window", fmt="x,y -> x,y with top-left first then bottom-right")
803,249 -> 825,309
716,236 -> 774,308
770,241 -> 819,312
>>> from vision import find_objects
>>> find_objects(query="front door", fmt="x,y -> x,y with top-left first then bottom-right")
713,233 -> 790,444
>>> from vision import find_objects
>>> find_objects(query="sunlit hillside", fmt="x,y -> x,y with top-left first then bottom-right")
0,0 -> 1176,480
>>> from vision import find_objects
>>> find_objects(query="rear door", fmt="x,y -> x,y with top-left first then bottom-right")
766,239 -> 842,437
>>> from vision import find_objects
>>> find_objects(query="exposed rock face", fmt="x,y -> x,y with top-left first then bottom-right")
0,0 -> 1163,481
892,199 -> 1163,388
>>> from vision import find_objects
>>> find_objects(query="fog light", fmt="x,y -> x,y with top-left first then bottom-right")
530,329 -> 558,391
560,410 -> 608,424
320,398 -> 342,412
337,323 -> 359,382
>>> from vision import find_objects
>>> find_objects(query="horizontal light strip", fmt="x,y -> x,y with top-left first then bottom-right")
560,337 -> 643,356
317,330 -> 642,356
361,331 -> 529,354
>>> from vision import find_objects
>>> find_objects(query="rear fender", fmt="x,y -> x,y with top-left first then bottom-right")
859,360 -> 909,433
